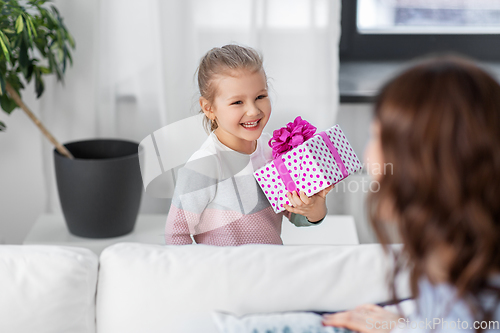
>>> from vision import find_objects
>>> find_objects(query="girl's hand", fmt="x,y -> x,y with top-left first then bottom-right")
322,304 -> 402,333
283,185 -> 334,222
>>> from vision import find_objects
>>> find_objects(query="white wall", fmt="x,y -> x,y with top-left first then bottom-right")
0,0 -> 100,244
326,103 -> 378,243
0,92 -> 45,244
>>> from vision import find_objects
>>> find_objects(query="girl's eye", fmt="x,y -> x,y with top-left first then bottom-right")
256,95 -> 267,100
231,101 -> 242,105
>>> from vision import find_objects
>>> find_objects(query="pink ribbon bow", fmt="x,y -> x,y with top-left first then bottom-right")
269,116 -> 317,159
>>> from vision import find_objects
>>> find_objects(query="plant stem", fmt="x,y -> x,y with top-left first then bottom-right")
5,82 -> 74,159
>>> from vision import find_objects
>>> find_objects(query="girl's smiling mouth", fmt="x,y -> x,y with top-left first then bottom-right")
241,119 -> 261,129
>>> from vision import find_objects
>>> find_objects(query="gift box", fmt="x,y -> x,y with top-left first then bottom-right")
254,117 -> 362,213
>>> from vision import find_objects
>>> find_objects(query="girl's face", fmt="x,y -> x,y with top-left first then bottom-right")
202,69 -> 271,154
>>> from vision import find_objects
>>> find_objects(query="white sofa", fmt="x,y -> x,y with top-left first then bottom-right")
0,243 -> 411,333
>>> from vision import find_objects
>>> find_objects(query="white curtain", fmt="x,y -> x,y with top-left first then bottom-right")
39,0 -> 342,215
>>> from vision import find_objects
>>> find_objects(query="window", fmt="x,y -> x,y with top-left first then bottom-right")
340,0 -> 500,61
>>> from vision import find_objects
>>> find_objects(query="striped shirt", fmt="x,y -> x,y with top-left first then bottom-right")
165,132 -> 318,246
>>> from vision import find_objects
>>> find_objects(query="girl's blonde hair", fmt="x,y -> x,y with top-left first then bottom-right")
196,44 -> 265,132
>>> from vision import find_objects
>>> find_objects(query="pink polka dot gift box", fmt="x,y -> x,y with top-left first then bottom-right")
254,116 -> 363,213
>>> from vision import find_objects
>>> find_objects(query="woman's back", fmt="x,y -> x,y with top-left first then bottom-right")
324,55 -> 500,332
396,276 -> 500,332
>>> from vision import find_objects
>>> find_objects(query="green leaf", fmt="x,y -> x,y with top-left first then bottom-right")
39,66 -> 50,74
66,46 -> 73,66
0,94 -> 17,114
34,69 -> 44,98
34,36 -> 47,57
14,32 -> 23,49
24,63 -> 34,83
65,30 -> 75,49
47,51 -> 62,81
50,5 -> 60,16
22,14 -> 32,44
6,74 -> 24,92
46,11 -> 58,29
18,41 -> 29,68
0,75 -> 5,95
57,47 -> 63,62
0,31 -> 11,64
27,16 -> 38,38
3,29 -> 15,34
15,15 -> 24,33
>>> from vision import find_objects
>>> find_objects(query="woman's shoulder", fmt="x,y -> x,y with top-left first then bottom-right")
413,276 -> 500,331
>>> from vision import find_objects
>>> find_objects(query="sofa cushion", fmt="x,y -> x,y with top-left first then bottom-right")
0,245 -> 98,333
96,243 -> 410,333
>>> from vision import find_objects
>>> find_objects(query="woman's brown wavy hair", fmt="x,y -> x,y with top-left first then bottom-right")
368,55 -> 500,327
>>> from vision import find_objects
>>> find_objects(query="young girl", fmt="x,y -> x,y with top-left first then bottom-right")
323,56 -> 500,332
165,44 -> 332,246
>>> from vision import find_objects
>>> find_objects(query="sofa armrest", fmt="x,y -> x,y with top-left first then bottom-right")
0,245 -> 98,333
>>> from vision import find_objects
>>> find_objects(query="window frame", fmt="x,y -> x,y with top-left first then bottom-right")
339,0 -> 500,61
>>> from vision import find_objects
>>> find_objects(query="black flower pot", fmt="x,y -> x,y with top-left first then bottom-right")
54,139 -> 143,238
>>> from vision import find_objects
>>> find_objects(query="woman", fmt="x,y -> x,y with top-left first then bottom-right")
323,56 -> 500,332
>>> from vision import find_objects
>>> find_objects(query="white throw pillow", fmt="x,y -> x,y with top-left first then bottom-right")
96,242 -> 410,333
212,311 -> 355,333
212,299 -> 417,333
0,245 -> 98,333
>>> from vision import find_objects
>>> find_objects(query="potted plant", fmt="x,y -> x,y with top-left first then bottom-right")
0,0 -> 142,238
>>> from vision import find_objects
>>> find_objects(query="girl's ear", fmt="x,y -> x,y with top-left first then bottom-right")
200,97 -> 215,120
